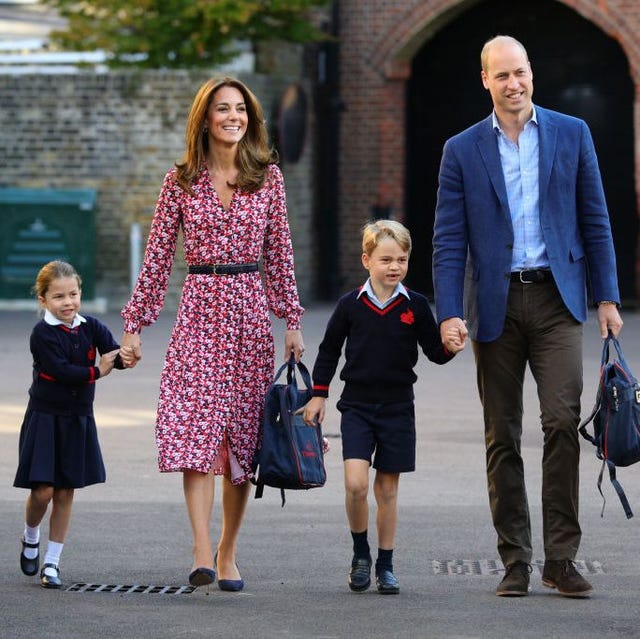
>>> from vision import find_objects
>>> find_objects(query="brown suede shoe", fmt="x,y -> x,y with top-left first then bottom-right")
496,561 -> 531,596
542,560 -> 593,598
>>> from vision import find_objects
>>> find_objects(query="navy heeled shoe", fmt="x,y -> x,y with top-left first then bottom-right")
215,552 -> 244,592
188,567 -> 216,588
20,537 -> 40,577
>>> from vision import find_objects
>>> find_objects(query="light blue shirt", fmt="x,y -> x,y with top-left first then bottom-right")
493,107 -> 548,271
357,278 -> 410,309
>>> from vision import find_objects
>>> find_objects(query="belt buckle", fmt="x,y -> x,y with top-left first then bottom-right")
212,264 -> 219,275
519,270 -> 534,284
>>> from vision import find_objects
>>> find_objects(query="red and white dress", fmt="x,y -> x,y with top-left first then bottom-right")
121,164 -> 304,483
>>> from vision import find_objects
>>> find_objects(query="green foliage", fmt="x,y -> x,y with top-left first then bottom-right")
43,0 -> 329,68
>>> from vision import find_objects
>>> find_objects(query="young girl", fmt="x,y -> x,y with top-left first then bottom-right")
14,260 -> 125,589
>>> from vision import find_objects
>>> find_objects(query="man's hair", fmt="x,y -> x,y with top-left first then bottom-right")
480,35 -> 529,72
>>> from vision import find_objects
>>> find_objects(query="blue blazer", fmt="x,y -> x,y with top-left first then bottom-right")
432,106 -> 620,342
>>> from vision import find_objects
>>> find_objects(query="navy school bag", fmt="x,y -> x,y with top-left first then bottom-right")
251,356 -> 326,506
579,332 -> 640,519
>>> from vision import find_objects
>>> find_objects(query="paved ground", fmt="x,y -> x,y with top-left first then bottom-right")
1,306 -> 639,639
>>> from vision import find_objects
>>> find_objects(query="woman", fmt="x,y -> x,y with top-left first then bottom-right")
120,77 -> 305,590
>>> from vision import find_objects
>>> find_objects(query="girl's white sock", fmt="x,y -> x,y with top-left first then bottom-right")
44,540 -> 64,571
22,524 -> 40,559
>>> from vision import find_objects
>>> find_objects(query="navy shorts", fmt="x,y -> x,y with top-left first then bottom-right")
337,399 -> 415,473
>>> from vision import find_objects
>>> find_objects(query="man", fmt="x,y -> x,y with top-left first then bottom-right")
432,35 -> 623,598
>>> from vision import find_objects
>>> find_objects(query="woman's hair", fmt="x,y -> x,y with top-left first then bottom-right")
34,260 -> 82,299
362,219 -> 412,256
175,76 -> 277,194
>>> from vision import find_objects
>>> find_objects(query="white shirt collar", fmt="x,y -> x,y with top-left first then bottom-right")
43,309 -> 86,329
357,278 -> 410,307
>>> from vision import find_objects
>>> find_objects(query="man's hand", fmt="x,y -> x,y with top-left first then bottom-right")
440,317 -> 468,353
597,303 -> 623,338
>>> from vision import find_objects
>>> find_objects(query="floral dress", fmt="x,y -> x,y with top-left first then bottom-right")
121,164 -> 303,483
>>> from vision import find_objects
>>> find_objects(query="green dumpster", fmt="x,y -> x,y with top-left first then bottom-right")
0,188 -> 97,300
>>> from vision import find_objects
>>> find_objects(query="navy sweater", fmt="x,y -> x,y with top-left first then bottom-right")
311,288 -> 453,403
27,316 -> 124,416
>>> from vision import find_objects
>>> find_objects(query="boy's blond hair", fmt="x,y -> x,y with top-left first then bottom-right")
362,219 -> 412,256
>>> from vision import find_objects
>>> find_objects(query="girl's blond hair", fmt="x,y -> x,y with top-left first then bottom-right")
34,260 -> 81,299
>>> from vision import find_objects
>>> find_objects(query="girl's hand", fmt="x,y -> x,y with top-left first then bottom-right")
98,349 -> 119,378
285,329 -> 305,363
120,332 -> 142,368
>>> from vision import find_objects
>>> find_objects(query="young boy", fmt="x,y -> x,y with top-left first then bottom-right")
303,220 -> 462,594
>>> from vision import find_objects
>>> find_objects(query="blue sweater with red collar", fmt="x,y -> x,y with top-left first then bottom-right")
311,288 -> 453,403
27,316 -> 125,416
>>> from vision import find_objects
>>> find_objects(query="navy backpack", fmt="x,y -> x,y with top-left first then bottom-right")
579,332 -> 640,518
251,356 -> 326,506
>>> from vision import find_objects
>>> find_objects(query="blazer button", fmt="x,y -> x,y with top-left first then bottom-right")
506,244 -> 513,249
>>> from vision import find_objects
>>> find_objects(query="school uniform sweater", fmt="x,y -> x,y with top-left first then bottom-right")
27,316 -> 124,416
311,288 -> 453,403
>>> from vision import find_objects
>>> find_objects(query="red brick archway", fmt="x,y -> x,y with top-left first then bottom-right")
337,0 -> 640,297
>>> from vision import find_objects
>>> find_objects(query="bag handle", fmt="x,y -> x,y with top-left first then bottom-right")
273,354 -> 312,388
601,330 -> 628,369
272,355 -> 313,410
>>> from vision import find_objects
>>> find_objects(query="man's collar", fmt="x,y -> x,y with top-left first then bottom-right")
492,104 -> 538,132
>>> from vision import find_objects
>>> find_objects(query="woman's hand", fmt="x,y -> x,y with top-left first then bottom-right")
120,332 -> 142,368
285,329 -> 305,363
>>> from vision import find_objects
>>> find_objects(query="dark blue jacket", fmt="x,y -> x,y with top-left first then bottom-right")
27,316 -> 124,416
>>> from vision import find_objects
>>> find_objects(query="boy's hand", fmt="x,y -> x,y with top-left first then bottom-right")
98,349 -> 119,378
303,396 -> 326,426
441,317 -> 468,354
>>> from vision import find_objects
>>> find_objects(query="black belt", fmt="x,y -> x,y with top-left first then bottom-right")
188,263 -> 259,275
510,269 -> 552,284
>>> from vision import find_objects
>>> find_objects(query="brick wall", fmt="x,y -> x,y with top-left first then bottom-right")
0,70 -> 315,309
338,0 -> 640,293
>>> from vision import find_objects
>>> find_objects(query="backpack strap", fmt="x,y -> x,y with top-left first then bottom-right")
252,481 -> 286,507
602,459 -> 634,519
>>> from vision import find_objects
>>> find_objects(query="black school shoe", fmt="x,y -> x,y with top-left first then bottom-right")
20,537 -> 39,576
348,556 -> 372,592
40,564 -> 62,589
376,569 -> 400,594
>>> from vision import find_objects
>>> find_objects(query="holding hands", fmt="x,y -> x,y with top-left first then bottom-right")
98,349 -> 120,378
120,332 -> 142,368
441,317 -> 468,354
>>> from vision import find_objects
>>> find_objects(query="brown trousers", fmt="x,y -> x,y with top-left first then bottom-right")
472,279 -> 583,566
